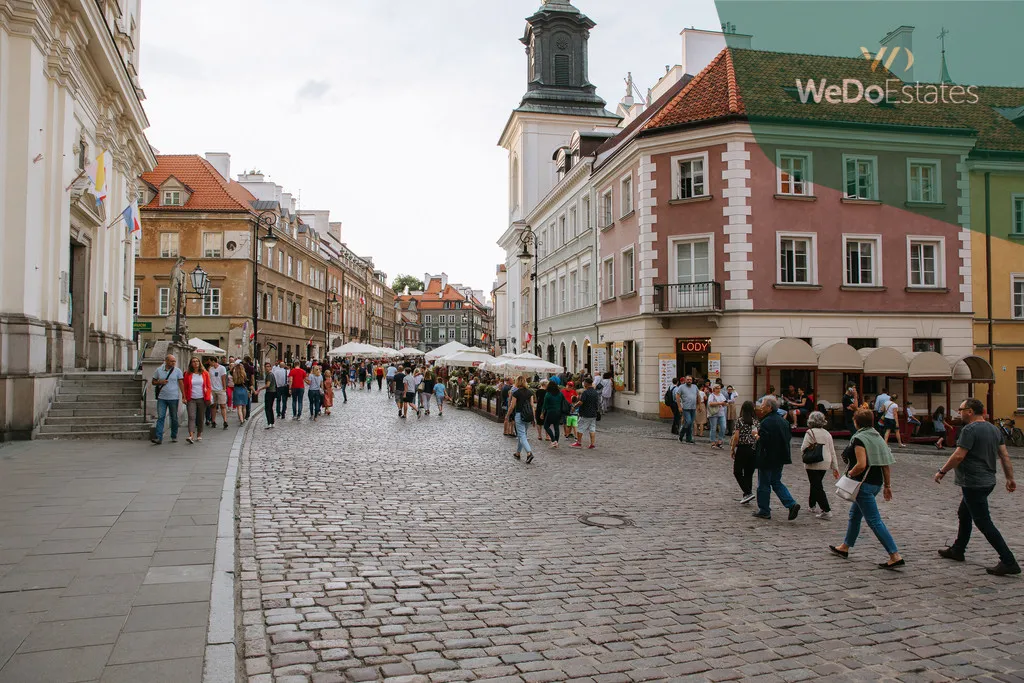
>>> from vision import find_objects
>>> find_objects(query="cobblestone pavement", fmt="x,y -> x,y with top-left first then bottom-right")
239,388 -> 1024,683
0,425 -> 238,683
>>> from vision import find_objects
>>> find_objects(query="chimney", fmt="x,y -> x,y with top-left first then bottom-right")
680,27 -> 751,76
879,25 -> 914,82
329,222 -> 342,242
205,152 -> 231,182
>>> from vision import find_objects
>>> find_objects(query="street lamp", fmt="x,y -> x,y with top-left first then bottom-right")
326,287 -> 339,356
173,264 -> 210,343
251,210 -> 277,360
518,225 -> 540,357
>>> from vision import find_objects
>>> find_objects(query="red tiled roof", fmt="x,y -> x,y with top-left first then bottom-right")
140,155 -> 255,212
644,49 -> 742,131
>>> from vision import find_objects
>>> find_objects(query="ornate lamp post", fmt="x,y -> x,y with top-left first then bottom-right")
251,210 -> 278,359
326,287 -> 339,355
517,226 -> 540,357
172,264 -> 210,343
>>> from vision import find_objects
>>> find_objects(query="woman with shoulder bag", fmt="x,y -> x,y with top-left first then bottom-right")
801,411 -> 840,519
539,381 -> 567,448
183,356 -> 212,444
730,400 -> 759,505
829,409 -> 905,569
505,376 -> 535,463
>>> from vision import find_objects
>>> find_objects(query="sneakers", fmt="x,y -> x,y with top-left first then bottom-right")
223,422 -> 228,429
751,512 -> 771,519
740,493 -> 755,505
816,511 -> 832,520
587,444 -> 596,449
788,504 -> 801,521
937,547 -> 965,562
264,424 -> 273,430
570,442 -> 583,448
986,562 -> 1022,576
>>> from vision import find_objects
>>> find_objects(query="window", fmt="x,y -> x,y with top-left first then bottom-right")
278,251 -> 283,272
674,239 -> 711,283
159,233 -> 179,258
541,284 -> 548,317
843,155 -> 878,200
622,248 -> 635,293
569,207 -> 578,237
620,174 -> 633,216
133,288 -> 140,317
569,271 -> 578,310
913,338 -> 942,353
777,152 -> 812,196
1013,195 -> 1024,235
580,264 -> 590,307
559,215 -> 567,244
600,190 -> 613,227
162,190 -> 181,206
462,314 -> 468,323
448,314 -> 455,324
1013,275 -> 1024,319
672,154 -> 707,199
296,261 -> 303,282
424,329 -> 432,343
539,229 -> 547,258
602,258 -> 615,300
778,234 -> 814,284
287,256 -> 293,277
158,288 -> 170,316
559,276 -> 566,312
847,337 -> 877,350
581,196 -> 591,230
460,328 -> 468,341
1017,368 -> 1024,411
202,232 -> 223,258
908,159 -> 940,203
908,238 -> 943,287
424,314 -> 432,324
203,288 -> 221,316
844,236 -> 881,286
277,296 -> 283,321
448,329 -> 455,340
134,237 -> 140,257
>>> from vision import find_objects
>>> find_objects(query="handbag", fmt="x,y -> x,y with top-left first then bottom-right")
835,466 -> 870,502
802,443 -> 824,464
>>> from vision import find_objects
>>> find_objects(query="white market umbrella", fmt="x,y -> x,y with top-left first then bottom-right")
424,341 -> 469,361
328,342 -> 382,358
188,338 -> 226,356
482,353 -> 518,372
502,354 -> 563,375
436,348 -> 496,368
398,347 -> 425,356
377,347 -> 402,358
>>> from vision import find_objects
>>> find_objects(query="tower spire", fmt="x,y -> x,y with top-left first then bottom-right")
938,26 -> 953,84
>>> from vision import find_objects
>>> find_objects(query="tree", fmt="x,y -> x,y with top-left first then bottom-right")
392,274 -> 424,294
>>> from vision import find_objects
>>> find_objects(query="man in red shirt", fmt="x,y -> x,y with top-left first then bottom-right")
288,361 -> 307,420
561,381 -> 579,440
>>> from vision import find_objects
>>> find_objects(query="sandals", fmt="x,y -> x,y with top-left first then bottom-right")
828,545 -> 849,559
879,558 -> 906,570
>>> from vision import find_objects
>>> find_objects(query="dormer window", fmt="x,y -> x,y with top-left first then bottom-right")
162,190 -> 181,206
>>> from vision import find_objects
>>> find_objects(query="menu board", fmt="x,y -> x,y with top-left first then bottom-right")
708,352 -> 722,381
658,354 -> 677,419
592,347 -> 607,376
612,343 -> 625,391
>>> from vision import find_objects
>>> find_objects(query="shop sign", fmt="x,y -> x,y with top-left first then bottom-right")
676,338 -> 710,353
133,321 -> 152,332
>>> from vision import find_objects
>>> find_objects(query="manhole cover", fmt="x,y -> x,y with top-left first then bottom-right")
578,514 -> 634,529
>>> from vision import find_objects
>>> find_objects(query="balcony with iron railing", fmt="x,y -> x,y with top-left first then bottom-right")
653,282 -> 723,314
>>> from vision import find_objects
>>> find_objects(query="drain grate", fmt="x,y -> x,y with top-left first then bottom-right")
578,514 -> 634,529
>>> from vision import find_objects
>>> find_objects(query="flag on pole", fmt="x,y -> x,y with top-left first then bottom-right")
120,199 -> 141,237
85,150 -> 111,208
359,296 -> 366,305
524,333 -> 532,345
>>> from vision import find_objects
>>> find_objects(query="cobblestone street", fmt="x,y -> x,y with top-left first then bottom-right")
239,389 -> 1024,683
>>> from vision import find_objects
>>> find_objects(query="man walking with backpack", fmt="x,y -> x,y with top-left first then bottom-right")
666,377 -> 680,435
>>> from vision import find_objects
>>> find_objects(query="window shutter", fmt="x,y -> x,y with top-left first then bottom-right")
554,55 -> 571,85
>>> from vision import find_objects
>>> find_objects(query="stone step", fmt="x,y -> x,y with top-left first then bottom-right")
43,415 -> 149,426
36,428 -> 153,440
47,407 -> 146,417
36,423 -> 155,435
60,380 -> 142,388
59,388 -> 141,397
52,393 -> 142,402
49,402 -> 143,412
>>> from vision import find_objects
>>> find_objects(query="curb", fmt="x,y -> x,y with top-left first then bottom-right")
202,415 -> 256,683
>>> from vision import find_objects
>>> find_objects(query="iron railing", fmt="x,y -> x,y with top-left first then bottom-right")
653,282 -> 723,313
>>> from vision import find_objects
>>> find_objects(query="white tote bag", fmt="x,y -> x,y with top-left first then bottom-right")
835,466 -> 871,502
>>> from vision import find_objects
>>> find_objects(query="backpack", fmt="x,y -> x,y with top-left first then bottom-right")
519,395 -> 535,423
665,386 -> 675,406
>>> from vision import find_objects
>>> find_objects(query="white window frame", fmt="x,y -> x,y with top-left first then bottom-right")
569,207 -> 578,237
600,189 -> 613,228
202,232 -> 223,258
158,287 -> 170,316
287,256 -> 294,277
776,232 -> 817,285
541,283 -> 548,318
842,154 -> 879,200
1012,274 -> 1024,320
668,233 -> 716,284
558,275 -> 566,313
580,263 -> 591,307
906,236 -> 946,288
424,314 -> 432,324
559,214 -> 567,244
159,233 -> 179,258
133,288 -> 140,317
162,190 -> 181,206
907,158 -> 942,204
203,288 -> 221,316
842,234 -> 883,287
602,256 -> 615,301
448,314 -> 455,324
569,270 -> 578,311
621,246 -> 636,294
1012,194 -> 1024,235
670,151 -> 709,200
620,173 -> 633,217
448,329 -> 456,340
776,150 -> 813,196
581,196 -> 591,230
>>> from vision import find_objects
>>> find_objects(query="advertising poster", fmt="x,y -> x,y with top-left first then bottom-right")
658,354 -> 677,419
708,352 -> 722,382
612,343 -> 625,391
592,347 -> 607,376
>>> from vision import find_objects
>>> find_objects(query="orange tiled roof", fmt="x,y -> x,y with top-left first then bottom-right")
140,155 -> 255,212
644,49 -> 742,131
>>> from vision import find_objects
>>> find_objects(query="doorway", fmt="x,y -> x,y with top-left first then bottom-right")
675,338 -> 711,382
69,240 -> 89,368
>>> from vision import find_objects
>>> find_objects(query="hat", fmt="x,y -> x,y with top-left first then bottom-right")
567,381 -> 575,388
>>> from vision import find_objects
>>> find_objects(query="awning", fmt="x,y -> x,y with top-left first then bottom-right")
905,351 -> 952,379
949,355 -> 996,382
859,347 -> 908,376
753,338 -> 817,368
188,338 -> 226,356
815,343 -> 863,371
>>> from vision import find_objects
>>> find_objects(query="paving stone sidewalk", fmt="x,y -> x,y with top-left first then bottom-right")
0,423 -> 239,683
239,391 -> 1024,682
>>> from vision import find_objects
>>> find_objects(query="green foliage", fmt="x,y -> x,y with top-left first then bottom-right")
391,274 -> 425,294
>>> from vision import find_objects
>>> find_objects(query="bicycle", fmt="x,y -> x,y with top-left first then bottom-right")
997,417 -> 1024,448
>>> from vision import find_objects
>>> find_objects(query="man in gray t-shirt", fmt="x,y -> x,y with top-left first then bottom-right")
151,355 -> 185,445
934,398 -> 1019,576
674,377 -> 698,444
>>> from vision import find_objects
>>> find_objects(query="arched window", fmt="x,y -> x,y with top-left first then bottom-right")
511,156 -> 520,212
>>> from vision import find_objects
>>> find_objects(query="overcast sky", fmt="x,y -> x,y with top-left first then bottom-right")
140,0 -> 720,297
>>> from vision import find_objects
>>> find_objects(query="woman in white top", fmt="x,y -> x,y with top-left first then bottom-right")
880,392 -> 907,448
707,385 -> 728,449
801,411 -> 840,519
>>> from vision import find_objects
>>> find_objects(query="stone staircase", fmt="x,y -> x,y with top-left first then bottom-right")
37,372 -> 152,440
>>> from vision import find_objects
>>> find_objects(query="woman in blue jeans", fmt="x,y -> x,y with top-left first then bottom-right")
829,409 -> 905,569
504,377 -> 535,464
